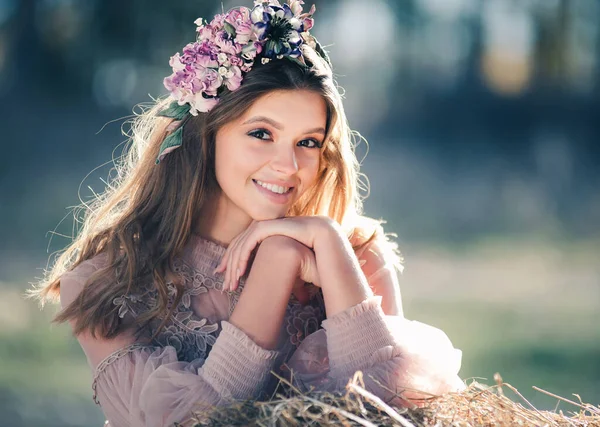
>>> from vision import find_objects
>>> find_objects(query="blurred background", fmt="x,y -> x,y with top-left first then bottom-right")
1,0 -> 599,425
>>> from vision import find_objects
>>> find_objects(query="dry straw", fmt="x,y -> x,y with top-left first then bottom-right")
179,371 -> 600,426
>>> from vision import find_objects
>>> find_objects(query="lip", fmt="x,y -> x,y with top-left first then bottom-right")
253,178 -> 296,188
252,179 -> 294,204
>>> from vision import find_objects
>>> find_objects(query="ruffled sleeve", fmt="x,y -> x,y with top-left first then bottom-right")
90,320 -> 280,427
285,295 -> 465,407
59,261 -> 281,427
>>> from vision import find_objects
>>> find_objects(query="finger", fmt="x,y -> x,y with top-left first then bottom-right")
214,245 -> 230,275
236,225 -> 266,284
229,239 -> 242,292
225,237 -> 238,291
228,228 -> 249,291
224,235 -> 241,291
230,225 -> 254,291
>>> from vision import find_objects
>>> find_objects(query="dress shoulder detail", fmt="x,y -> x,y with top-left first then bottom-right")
109,256 -> 237,363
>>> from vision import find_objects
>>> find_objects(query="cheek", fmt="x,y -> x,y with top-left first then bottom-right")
215,138 -> 263,185
215,138 -> 243,189
299,153 -> 321,188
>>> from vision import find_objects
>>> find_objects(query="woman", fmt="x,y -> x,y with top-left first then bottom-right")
30,1 -> 465,426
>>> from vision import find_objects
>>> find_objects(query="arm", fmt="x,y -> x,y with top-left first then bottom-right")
313,220 -> 375,318
228,235 -> 305,349
285,222 -> 464,407
59,239 -> 300,427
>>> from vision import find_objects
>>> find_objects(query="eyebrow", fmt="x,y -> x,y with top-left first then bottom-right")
242,116 -> 326,135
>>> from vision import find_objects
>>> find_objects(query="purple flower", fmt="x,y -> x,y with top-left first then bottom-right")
214,34 -> 241,57
163,1 -> 317,116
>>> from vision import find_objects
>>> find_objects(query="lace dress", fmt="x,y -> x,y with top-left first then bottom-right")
58,234 -> 465,427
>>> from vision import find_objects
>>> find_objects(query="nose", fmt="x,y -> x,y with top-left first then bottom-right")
271,143 -> 299,175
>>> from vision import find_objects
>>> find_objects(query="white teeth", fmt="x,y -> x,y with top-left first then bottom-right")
255,180 -> 291,194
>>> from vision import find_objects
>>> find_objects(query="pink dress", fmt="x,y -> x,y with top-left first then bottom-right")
59,234 -> 465,427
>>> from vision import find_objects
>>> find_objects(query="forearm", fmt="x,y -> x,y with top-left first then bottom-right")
228,239 -> 298,350
314,224 -> 374,318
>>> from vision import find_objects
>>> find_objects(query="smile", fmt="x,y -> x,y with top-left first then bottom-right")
252,179 -> 294,204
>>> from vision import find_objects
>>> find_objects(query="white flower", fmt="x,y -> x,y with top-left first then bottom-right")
288,31 -> 301,45
194,18 -> 204,27
289,17 -> 302,31
217,53 -> 228,64
218,66 -> 229,76
251,5 -> 264,23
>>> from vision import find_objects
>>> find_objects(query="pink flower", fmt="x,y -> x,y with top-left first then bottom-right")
224,66 -> 243,91
190,93 -> 219,115
163,69 -> 193,94
168,53 -> 185,72
225,7 -> 255,45
289,0 -> 305,16
195,53 -> 218,69
303,17 -> 314,31
199,68 -> 223,96
197,25 -> 213,41
214,34 -> 241,56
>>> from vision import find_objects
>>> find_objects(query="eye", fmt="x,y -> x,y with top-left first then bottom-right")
247,128 -> 272,140
298,139 -> 322,149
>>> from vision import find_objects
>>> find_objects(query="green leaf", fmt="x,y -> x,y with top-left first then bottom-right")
223,22 -> 236,38
155,125 -> 184,164
157,101 -> 191,120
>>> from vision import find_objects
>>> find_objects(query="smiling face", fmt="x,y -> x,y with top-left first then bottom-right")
209,89 -> 327,234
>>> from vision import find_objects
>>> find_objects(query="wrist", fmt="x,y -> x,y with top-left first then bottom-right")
255,236 -> 303,285
313,216 -> 346,251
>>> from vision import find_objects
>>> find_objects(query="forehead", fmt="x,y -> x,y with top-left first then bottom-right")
239,89 -> 327,129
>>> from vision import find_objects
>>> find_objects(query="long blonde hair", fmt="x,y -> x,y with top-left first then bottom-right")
28,44 -> 402,340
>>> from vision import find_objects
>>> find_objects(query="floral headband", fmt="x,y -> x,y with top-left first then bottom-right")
155,0 -> 330,164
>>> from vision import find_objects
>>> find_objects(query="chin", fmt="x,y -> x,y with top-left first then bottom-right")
249,210 -> 287,221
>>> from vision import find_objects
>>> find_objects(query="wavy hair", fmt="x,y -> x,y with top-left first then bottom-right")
28,44 -> 402,341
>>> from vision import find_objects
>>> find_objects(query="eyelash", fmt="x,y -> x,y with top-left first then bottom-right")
248,128 -> 322,149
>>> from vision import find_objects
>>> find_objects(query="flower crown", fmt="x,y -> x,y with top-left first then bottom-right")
155,0 -> 329,164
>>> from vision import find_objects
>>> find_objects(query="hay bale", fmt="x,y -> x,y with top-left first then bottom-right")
182,372 -> 600,426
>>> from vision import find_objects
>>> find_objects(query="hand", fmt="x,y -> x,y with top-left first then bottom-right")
214,215 -> 336,291
295,241 -> 321,288
245,235 -> 320,304
289,242 -> 321,305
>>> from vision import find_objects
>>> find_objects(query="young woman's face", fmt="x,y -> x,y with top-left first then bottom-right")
214,89 -> 327,223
